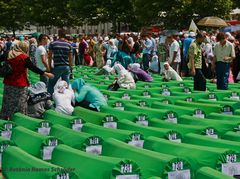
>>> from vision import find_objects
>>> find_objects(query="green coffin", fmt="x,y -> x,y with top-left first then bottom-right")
102,138 -> 193,179
12,113 -> 51,135
44,110 -> 85,132
51,144 -> 141,179
50,124 -> 104,155
2,146 -> 78,179
196,167 -> 234,179
11,126 -> 61,160
144,136 -> 240,175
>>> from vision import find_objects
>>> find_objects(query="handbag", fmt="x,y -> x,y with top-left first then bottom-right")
0,60 -> 12,78
0,53 -> 12,78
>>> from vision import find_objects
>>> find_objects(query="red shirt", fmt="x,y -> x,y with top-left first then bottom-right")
4,54 -> 30,87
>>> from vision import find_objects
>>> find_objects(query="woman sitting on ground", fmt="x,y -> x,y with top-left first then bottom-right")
27,81 -> 52,118
162,62 -> 183,81
72,78 -> 107,111
52,80 -> 75,115
128,63 -> 153,82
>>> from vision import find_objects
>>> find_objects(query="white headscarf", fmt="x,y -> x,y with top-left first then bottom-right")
54,80 -> 68,94
114,63 -> 126,74
28,82 -> 47,95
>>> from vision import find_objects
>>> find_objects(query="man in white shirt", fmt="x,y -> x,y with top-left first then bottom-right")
212,32 -> 235,90
168,34 -> 181,74
35,34 -> 49,85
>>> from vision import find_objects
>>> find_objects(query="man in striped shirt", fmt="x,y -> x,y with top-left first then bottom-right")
47,29 -> 72,95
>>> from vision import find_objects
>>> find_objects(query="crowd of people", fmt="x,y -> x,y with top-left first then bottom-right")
0,28 -> 240,120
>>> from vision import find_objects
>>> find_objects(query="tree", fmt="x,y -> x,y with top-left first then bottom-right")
0,0 -> 28,35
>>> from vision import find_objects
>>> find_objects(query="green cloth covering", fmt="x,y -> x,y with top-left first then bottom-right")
175,100 -> 223,115
183,133 -> 240,152
196,167 -> 234,179
179,115 -> 237,135
51,144 -> 141,179
197,99 -> 240,110
235,109 -> 240,115
223,131 -> 240,142
118,119 -> 183,141
144,136 -> 240,172
12,113 -> 51,135
82,122 -> 144,145
11,126 -> 61,160
102,138 -> 193,179
50,124 -> 103,153
2,146 -> 78,179
73,107 -> 108,125
149,118 -> 216,136
208,113 -> 240,122
151,102 -> 195,117
44,110 -> 85,131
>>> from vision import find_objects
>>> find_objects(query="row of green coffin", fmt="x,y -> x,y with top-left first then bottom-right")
5,112 -> 240,177
0,133 -> 237,179
1,123 -> 237,179
4,110 -> 240,156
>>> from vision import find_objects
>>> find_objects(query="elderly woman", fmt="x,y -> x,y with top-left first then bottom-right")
28,81 -> 52,118
72,78 -> 107,111
53,80 -> 75,116
110,63 -> 136,90
162,62 -> 183,81
128,63 -> 153,82
0,41 -> 53,120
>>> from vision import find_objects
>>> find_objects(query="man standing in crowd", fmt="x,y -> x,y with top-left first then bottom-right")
35,34 -> 49,85
48,29 -> 72,95
141,34 -> 153,71
188,33 -> 206,91
168,34 -> 181,74
212,32 -> 235,90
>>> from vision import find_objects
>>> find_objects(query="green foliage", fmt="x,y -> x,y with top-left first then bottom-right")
0,0 -> 237,33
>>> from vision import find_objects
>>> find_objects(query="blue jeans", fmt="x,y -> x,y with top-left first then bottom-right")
48,66 -> 71,95
216,62 -> 230,90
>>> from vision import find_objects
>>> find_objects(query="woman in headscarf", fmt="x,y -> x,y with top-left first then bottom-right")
95,60 -> 114,75
28,81 -> 52,118
72,78 -> 107,111
128,63 -> 153,82
93,37 -> 106,68
113,63 -> 136,89
106,39 -> 118,61
162,62 -> 183,81
53,80 -> 75,115
0,41 -> 54,120
29,38 -> 38,65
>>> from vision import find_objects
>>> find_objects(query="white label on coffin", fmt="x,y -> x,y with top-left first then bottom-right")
0,144 -> 9,168
162,91 -> 170,96
115,107 -> 125,111
38,127 -> 51,136
122,94 -> 131,100
121,164 -> 132,173
168,133 -> 181,143
230,96 -> 240,100
222,107 -> 233,115
1,130 -> 12,139
128,134 -> 144,148
222,112 -> 233,115
56,173 -> 70,179
72,119 -> 84,131
103,95 -> 108,101
222,163 -> 240,176
86,145 -> 102,155
43,146 -> 55,160
205,129 -> 218,139
193,110 -> 205,119
4,123 -> 12,130
168,169 -> 191,179
139,101 -> 146,107
116,175 -> 139,179
166,113 -> 177,124
103,122 -> 117,129
136,116 -> 148,126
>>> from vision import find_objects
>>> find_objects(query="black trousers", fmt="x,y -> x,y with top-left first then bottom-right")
194,69 -> 206,91
75,100 -> 98,111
